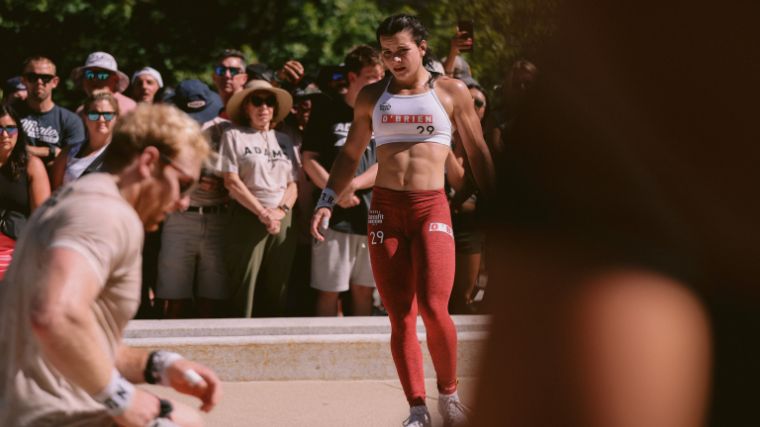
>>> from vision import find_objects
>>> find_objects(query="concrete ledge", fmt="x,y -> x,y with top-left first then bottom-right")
125,316 -> 490,381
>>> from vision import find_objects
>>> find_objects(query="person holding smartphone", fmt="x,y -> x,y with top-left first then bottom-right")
443,20 -> 474,78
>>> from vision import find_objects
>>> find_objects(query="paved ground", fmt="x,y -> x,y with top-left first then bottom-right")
145,377 -> 476,426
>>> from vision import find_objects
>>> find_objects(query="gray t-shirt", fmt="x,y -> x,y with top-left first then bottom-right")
0,173 -> 144,426
219,127 -> 298,208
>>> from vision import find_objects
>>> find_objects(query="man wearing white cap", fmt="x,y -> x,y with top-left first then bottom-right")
71,51 -> 137,114
131,67 -> 164,104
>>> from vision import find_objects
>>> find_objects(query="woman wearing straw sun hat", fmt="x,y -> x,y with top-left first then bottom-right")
219,80 -> 299,317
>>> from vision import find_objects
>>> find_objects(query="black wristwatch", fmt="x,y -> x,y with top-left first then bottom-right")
279,204 -> 291,213
144,350 -> 160,384
46,146 -> 58,162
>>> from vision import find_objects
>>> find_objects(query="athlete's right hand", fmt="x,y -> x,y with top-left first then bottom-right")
310,207 -> 331,241
113,388 -> 162,427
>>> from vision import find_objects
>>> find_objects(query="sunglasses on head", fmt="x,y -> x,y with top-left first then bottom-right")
214,66 -> 244,77
86,111 -> 116,122
23,72 -> 55,84
474,98 -> 485,109
84,69 -> 112,81
249,95 -> 276,107
159,153 -> 198,196
0,125 -> 18,136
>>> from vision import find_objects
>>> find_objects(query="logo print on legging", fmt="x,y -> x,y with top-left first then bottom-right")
368,210 -> 384,225
428,222 -> 453,238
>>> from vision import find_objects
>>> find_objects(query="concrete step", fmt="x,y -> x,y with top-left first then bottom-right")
124,315 -> 490,382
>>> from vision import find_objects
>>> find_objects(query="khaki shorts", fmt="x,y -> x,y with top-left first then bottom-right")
310,228 -> 375,292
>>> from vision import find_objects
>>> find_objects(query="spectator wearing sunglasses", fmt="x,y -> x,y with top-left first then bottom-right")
71,51 -> 136,115
16,56 -> 85,166
0,103 -> 50,280
49,92 -> 119,191
219,80 -> 298,317
211,49 -> 248,117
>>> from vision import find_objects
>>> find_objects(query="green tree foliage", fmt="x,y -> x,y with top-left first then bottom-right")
380,0 -> 557,92
259,0 -> 385,68
1,0 -> 555,108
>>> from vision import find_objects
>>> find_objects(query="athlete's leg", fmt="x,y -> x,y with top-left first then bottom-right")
369,189 -> 426,406
370,234 -> 424,405
412,193 -> 458,394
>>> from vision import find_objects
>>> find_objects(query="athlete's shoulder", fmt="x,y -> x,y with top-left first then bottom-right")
357,76 -> 389,108
434,75 -> 469,94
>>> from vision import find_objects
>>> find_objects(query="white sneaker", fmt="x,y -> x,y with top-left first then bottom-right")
438,393 -> 470,427
403,405 -> 432,427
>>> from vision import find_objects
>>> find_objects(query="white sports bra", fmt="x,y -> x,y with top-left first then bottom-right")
371,77 -> 452,147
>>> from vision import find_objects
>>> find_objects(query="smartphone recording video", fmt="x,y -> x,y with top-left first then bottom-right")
457,20 -> 474,52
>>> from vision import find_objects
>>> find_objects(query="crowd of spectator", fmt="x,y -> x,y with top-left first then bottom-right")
1,33 -> 537,319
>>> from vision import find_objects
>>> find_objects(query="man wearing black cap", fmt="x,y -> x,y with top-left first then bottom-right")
2,77 -> 27,105
18,56 -> 85,165
155,79 -> 229,318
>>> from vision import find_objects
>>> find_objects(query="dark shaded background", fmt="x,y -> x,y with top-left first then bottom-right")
477,0 -> 760,425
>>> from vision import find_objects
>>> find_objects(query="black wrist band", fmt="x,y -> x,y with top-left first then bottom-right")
144,351 -> 159,384
158,398 -> 173,418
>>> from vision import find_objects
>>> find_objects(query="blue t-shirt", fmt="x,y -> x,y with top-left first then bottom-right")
18,103 -> 86,151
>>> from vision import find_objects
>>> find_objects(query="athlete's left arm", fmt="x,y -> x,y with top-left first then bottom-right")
442,78 -> 495,196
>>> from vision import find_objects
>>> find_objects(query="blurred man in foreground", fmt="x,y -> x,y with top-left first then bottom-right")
0,104 -> 222,426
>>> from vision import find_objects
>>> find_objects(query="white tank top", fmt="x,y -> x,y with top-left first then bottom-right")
372,78 -> 452,147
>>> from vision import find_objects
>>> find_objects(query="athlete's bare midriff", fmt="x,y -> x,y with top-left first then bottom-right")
375,141 -> 450,191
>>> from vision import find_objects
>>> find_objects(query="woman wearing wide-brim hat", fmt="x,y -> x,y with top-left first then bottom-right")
219,80 -> 299,317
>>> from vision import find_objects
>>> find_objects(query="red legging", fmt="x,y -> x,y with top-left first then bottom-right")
368,187 -> 458,406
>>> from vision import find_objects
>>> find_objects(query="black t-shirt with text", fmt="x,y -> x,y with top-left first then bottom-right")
302,94 -> 376,235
